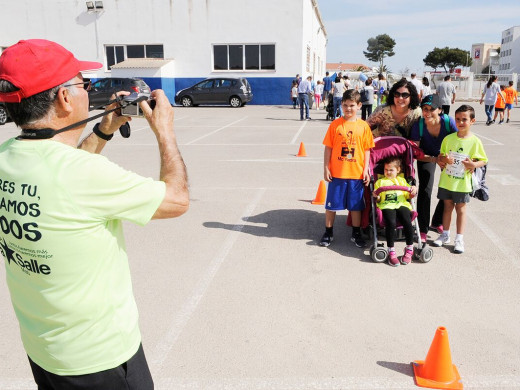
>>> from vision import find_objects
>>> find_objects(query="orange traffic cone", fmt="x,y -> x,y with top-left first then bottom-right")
413,326 -> 463,389
311,180 -> 327,205
297,142 -> 307,157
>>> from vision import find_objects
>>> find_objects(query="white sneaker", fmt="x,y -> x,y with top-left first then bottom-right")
432,232 -> 450,247
454,239 -> 464,254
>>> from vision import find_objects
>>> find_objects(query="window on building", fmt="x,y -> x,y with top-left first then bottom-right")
127,45 -> 145,58
213,45 -> 228,70
246,45 -> 260,70
212,44 -> 275,71
229,45 -> 243,70
261,45 -> 275,70
105,44 -> 164,70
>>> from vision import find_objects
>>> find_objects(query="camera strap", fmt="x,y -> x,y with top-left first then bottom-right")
18,95 -> 144,140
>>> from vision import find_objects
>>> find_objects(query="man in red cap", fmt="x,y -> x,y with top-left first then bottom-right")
0,39 -> 189,389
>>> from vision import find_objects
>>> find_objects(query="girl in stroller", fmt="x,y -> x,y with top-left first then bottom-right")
373,156 -> 417,266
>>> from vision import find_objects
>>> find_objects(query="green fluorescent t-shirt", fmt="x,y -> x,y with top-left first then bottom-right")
374,174 -> 412,210
438,133 -> 488,193
0,139 -> 165,375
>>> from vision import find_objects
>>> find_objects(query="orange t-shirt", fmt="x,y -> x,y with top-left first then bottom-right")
495,92 -> 505,109
323,117 -> 375,179
504,86 -> 518,104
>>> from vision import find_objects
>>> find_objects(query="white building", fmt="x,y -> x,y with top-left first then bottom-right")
470,43 -> 500,74
0,0 -> 327,105
497,26 -> 520,83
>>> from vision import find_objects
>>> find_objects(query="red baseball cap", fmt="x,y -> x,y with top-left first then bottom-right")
0,39 -> 102,103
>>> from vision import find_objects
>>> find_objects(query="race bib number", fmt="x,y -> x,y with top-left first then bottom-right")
445,151 -> 469,178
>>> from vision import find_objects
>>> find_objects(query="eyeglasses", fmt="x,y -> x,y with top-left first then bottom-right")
63,80 -> 91,91
394,91 -> 411,99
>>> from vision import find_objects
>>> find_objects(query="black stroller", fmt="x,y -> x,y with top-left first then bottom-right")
325,98 -> 335,121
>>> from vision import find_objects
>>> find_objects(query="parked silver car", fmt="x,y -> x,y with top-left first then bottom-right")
88,77 -> 151,108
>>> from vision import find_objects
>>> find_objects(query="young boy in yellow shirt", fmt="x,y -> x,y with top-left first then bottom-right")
432,105 -> 488,253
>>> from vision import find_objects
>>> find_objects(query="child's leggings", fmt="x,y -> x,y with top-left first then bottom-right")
382,206 -> 414,247
315,94 -> 321,108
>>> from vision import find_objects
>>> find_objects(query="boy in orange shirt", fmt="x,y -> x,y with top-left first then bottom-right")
320,89 -> 375,248
504,80 -> 518,123
493,85 -> 506,124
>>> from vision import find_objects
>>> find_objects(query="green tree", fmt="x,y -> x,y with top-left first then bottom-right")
423,47 -> 472,72
363,34 -> 396,69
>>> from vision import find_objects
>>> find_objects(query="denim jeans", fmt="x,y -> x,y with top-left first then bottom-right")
485,105 -> 494,122
333,97 -> 342,118
298,93 -> 309,119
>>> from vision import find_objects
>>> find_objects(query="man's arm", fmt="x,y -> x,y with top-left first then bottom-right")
140,90 -> 189,219
78,91 -> 131,153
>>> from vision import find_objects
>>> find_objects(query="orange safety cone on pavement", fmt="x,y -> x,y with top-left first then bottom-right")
311,180 -> 327,205
413,326 -> 463,390
297,142 -> 307,157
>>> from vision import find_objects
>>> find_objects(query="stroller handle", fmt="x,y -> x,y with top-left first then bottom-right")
373,185 -> 414,198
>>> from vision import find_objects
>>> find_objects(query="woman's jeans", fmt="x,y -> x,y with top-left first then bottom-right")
485,104 -> 494,122
417,160 -> 444,233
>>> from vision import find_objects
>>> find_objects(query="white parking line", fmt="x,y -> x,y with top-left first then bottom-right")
185,117 -> 248,145
468,209 -> 519,268
472,131 -> 503,145
290,120 -> 308,144
154,374 -> 520,389
488,174 -> 520,185
222,158 -> 321,163
4,373 -> 520,389
150,189 -> 266,368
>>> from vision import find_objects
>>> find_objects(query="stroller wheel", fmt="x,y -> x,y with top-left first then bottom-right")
370,246 -> 388,263
418,245 -> 434,263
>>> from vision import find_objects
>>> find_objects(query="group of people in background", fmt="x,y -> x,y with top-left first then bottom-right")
316,75 -> 496,266
480,75 -> 518,125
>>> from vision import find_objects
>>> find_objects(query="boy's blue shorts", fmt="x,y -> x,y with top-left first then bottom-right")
506,103 -> 513,110
325,178 -> 365,211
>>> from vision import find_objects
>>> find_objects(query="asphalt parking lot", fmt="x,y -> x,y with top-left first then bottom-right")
0,102 -> 519,389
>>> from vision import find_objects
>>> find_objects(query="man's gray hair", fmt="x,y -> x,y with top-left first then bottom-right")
0,77 -> 77,128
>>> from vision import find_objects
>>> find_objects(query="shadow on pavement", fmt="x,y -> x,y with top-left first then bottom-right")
203,208 -> 371,260
376,360 -> 414,377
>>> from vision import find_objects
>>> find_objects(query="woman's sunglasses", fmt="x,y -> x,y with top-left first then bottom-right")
394,92 -> 411,99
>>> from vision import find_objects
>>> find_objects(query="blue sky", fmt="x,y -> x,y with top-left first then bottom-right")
318,0 -> 520,74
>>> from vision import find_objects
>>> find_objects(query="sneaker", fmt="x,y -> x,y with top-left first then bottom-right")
507,118 -> 510,123
401,248 -> 413,265
429,225 -> 444,234
351,234 -> 366,248
454,238 -> 464,254
432,232 -> 450,247
306,117 -> 311,121
499,120 -> 504,125
492,119 -> 495,124
388,251 -> 399,267
319,231 -> 333,247
486,120 -> 491,126
420,232 -> 427,243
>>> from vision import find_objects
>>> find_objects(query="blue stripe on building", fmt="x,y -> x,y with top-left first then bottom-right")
91,77 -> 297,106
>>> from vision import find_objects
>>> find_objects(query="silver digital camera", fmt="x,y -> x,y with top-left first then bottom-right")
120,92 -> 154,117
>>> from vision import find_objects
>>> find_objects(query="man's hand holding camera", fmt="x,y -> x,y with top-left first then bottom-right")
99,91 -> 132,137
